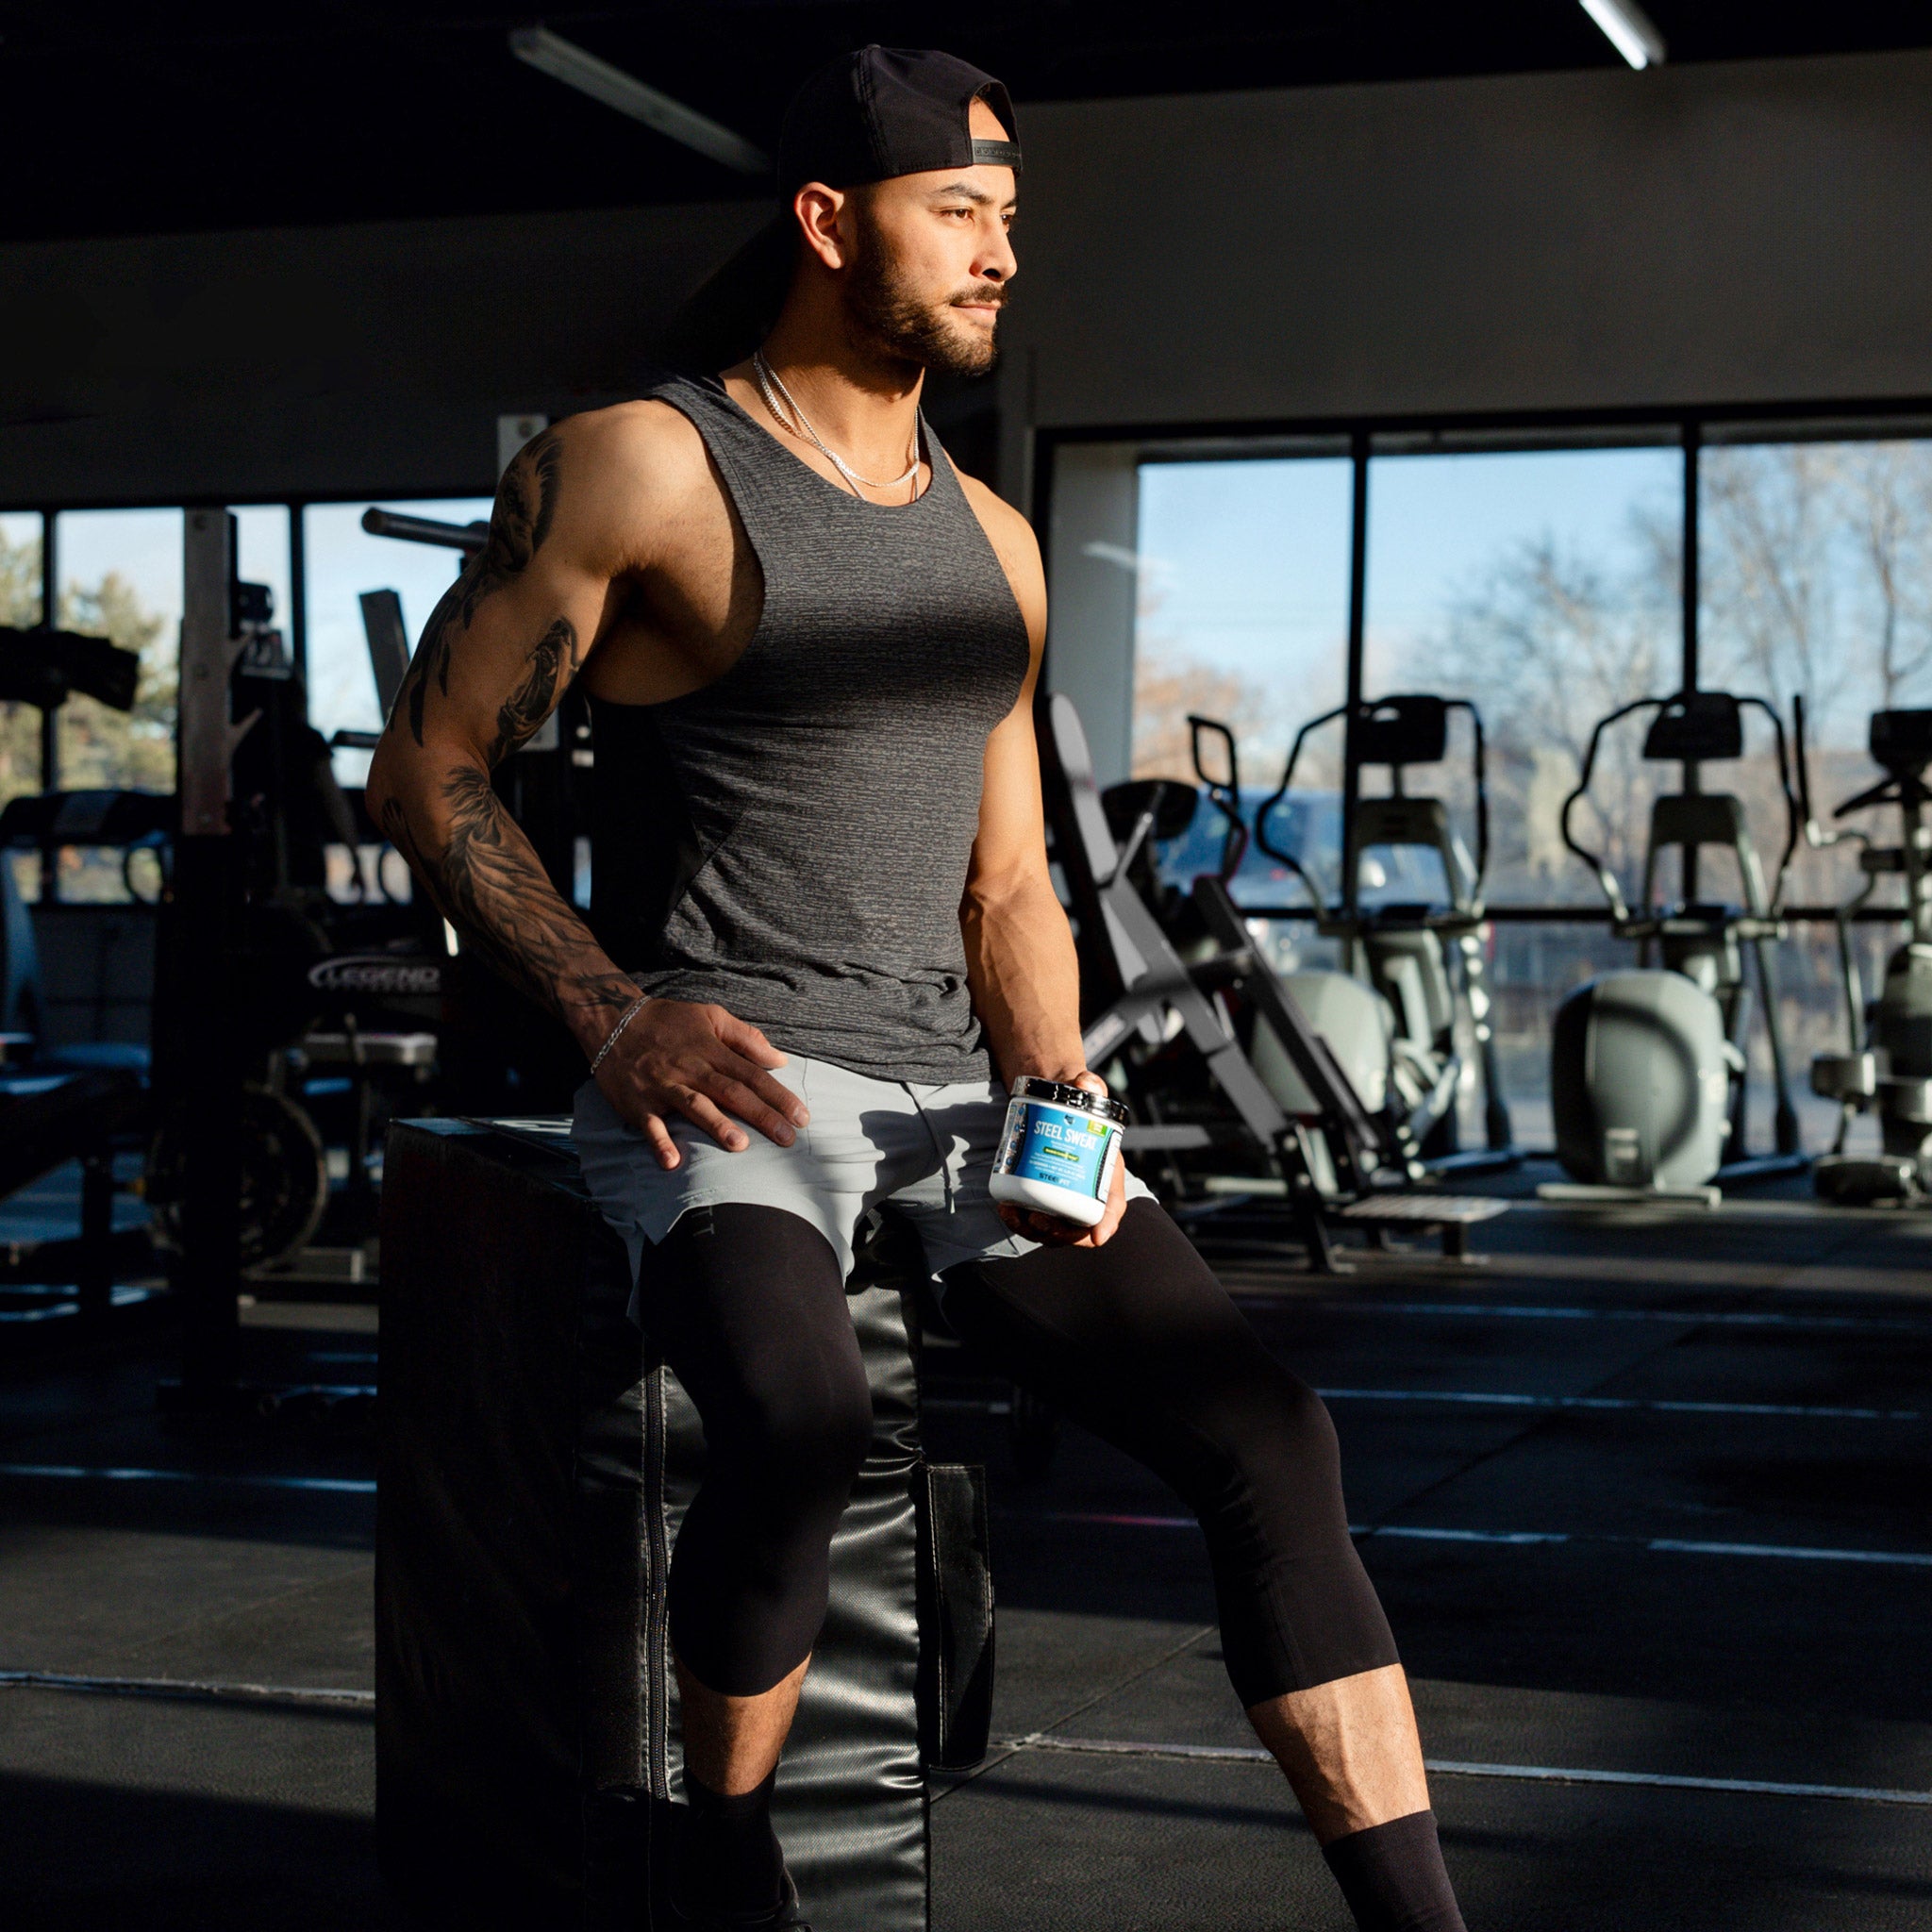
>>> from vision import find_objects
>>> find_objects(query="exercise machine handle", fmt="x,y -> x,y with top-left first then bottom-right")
1254,704 -> 1343,912
1739,693 -> 1802,913
1792,694 -> 1824,842
1187,714 -> 1249,881
1559,695 -> 1657,924
1443,697 -> 1491,894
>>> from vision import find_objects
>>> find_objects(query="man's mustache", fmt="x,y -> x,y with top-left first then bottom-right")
948,285 -> 1008,309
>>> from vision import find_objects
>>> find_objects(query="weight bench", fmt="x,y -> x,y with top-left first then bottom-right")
377,1116 -> 992,1931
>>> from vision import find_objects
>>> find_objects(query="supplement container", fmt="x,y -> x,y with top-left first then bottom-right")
989,1076 -> 1130,1229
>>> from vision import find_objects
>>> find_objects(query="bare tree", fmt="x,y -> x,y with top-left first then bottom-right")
1840,441 -> 1932,711
1701,444 -> 1845,725
1427,520 -> 1674,903
0,526 -> 46,811
1131,643 -> 1275,783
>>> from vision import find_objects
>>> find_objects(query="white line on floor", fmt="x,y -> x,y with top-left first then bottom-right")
0,1463 -> 375,1494
1010,1510 -> 1932,1568
0,1667 -> 374,1707
1235,1299 -> 1932,1334
1316,1387 -> 1922,1421
996,1734 -> 1932,1807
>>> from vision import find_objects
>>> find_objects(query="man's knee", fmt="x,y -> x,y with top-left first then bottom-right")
649,1203 -> 874,1507
1263,1371 -> 1344,1487
730,1345 -> 874,1506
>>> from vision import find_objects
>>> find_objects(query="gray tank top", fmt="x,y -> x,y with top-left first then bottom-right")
587,374 -> 1031,1083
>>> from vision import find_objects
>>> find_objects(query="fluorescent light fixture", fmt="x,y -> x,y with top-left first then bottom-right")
1579,0 -> 1667,69
509,25 -> 769,174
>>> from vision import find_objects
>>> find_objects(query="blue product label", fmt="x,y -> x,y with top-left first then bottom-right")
998,1101 -> 1117,1199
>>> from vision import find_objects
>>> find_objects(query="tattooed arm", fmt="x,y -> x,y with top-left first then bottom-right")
368,425 -> 633,1044
364,408 -> 808,1170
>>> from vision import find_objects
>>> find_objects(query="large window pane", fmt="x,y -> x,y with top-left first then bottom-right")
1364,446 -> 1683,1147
1133,458 -> 1353,787
1366,445 -> 1683,904
1701,437 -> 1932,1153
1,511 -> 42,628
54,508 -> 183,807
1131,458 -> 1353,932
234,505 -> 293,657
304,498 -> 492,786
1,512 -> 45,820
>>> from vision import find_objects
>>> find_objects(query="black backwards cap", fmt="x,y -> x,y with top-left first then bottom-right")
777,45 -> 1021,192
657,45 -> 1019,374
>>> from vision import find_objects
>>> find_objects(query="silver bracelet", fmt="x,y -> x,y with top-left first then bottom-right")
590,992 -> 650,1074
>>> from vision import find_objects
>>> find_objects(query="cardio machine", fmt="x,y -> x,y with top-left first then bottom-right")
1545,689 -> 1806,1201
1796,703 -> 1932,1206
1208,694 -> 1514,1170
1045,693 -> 1507,1269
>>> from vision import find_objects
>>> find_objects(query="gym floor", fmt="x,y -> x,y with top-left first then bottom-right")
2,1163 -> 1929,1929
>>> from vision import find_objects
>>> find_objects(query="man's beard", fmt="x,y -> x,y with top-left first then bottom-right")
845,241 -> 1004,377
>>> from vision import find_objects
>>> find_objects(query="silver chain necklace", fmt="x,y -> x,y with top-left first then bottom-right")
752,349 -> 921,496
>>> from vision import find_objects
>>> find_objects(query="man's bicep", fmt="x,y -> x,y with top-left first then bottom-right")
970,672 -> 1054,892
409,557 -> 607,769
383,423 -> 616,766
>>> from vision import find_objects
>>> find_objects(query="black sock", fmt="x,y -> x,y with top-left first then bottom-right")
681,1766 -> 785,1921
1322,1809 -> 1466,1932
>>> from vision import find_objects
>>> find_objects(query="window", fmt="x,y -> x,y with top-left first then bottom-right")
1357,444 -> 1684,1145
0,511 -> 42,629
1128,455 -> 1354,934
1365,443 -> 1683,906
234,505 -> 294,662
1,512 -> 45,819
1133,456 -> 1353,789
1701,436 -> 1932,901
1699,434 -> 1932,1152
304,498 -> 492,787
51,508 -> 183,807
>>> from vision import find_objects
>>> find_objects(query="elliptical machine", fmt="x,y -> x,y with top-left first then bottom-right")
1796,702 -> 1932,1205
1239,694 -> 1514,1168
1545,690 -> 1805,1201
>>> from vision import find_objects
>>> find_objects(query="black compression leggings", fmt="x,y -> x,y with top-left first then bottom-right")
638,1196 -> 1398,1705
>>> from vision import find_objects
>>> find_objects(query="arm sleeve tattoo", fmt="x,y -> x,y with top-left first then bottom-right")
375,430 -> 638,1038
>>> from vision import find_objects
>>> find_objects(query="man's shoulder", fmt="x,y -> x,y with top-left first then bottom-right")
951,465 -> 1035,548
949,463 -> 1044,637
552,395 -> 714,499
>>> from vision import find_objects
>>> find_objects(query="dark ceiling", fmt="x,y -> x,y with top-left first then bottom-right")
7,2 -> 1930,242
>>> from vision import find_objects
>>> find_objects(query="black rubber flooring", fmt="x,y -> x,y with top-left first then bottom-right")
3,1166 -> 1931,1928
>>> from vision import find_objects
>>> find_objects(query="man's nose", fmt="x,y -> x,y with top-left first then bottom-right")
978,235 -> 1016,283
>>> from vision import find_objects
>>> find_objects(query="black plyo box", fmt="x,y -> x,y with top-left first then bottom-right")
375,1115 -> 975,1931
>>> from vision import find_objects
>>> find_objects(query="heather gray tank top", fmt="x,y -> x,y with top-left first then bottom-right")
587,374 -> 1031,1083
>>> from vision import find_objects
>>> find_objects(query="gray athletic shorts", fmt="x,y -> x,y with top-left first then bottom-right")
571,1054 -> 1155,1300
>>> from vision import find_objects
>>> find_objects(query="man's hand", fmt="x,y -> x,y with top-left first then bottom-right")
594,996 -> 810,1171
995,1069 -> 1128,1250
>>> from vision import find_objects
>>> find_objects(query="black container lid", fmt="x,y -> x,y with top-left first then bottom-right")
1010,1075 -> 1129,1125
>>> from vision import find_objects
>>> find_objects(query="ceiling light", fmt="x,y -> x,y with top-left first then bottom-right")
1579,0 -> 1667,70
509,25 -> 769,175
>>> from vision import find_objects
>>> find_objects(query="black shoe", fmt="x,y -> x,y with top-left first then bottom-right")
668,1854 -> 809,1931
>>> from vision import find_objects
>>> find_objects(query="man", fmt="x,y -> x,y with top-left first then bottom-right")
368,44 -> 1466,1932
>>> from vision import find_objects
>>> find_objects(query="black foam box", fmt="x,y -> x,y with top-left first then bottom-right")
375,1116 -> 992,1931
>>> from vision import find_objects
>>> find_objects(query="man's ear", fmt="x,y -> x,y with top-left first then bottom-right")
793,183 -> 852,272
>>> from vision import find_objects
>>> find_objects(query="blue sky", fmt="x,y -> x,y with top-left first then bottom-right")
302,500 -> 491,782
1136,447 -> 1683,728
